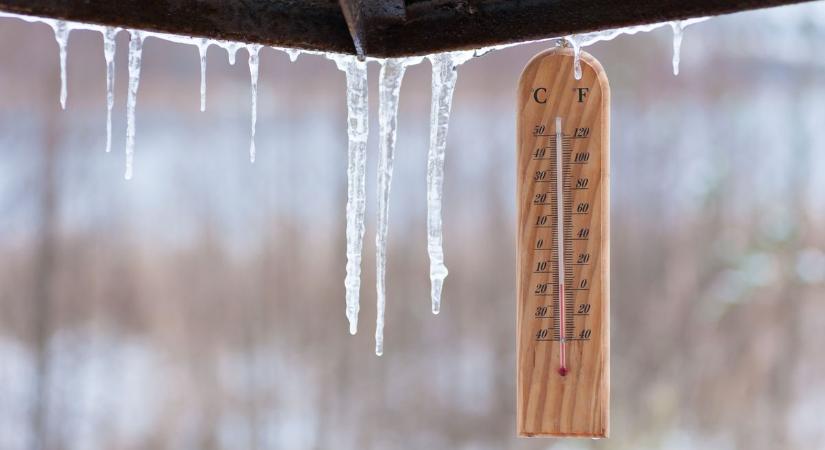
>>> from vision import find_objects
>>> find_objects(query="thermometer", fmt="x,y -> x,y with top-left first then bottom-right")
516,47 -> 610,438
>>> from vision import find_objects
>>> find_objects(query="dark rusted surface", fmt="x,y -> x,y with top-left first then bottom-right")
0,0 -> 357,54
0,0 -> 815,57
339,0 -> 406,57
371,0 -> 816,56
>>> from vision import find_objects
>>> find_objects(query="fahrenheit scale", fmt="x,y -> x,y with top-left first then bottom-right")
516,47 -> 610,438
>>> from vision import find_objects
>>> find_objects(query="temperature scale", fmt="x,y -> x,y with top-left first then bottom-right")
516,47 -> 610,438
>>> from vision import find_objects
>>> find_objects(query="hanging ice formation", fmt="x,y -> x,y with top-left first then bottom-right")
124,30 -> 144,180
426,51 -> 474,315
329,55 -> 369,335
563,36 -> 584,80
103,27 -> 117,153
0,10 -> 716,352
49,20 -> 71,109
374,57 -> 421,355
247,44 -> 262,163
564,17 -> 707,79
670,20 -> 697,75
197,39 -> 209,111
282,48 -> 303,62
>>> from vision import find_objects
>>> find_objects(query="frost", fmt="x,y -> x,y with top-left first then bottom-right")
374,57 -> 421,355
197,38 -> 209,111
247,44 -> 262,163
426,51 -> 474,315
329,55 -> 369,335
124,30 -> 144,180
103,27 -> 117,153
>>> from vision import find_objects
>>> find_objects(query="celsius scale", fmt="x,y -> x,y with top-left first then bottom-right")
516,47 -> 610,438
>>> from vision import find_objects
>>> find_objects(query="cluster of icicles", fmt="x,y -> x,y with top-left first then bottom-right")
0,11 -> 705,355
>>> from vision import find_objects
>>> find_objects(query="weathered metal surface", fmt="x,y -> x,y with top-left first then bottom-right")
370,0 -> 816,56
0,0 -> 357,54
0,0 -> 815,57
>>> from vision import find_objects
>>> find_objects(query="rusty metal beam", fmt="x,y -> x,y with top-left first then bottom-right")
0,0 -> 357,54
0,0 -> 815,57
371,0 -> 817,57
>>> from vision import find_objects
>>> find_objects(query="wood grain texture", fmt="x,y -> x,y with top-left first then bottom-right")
516,47 -> 610,438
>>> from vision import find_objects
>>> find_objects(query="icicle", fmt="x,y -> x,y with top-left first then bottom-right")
559,18 -> 708,79
51,21 -> 70,109
103,27 -> 117,153
225,42 -> 242,65
563,36 -> 583,80
284,48 -> 302,62
329,55 -> 369,335
197,39 -> 209,111
670,21 -> 684,76
375,57 -> 417,355
124,30 -> 144,180
426,51 -> 473,315
247,44 -> 261,163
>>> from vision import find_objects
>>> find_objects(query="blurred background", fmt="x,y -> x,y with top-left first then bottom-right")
1,2 -> 825,449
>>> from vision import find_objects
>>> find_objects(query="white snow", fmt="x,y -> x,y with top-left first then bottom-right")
124,30 -> 144,181
247,44 -> 262,163
329,55 -> 369,335
426,51 -> 474,315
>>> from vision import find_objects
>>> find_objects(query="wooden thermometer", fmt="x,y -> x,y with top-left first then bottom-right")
516,47 -> 610,438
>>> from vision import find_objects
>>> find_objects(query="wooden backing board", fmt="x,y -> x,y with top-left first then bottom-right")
516,47 -> 610,438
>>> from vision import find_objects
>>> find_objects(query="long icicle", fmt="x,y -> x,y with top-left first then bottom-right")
198,39 -> 209,111
375,58 -> 413,355
103,27 -> 117,153
51,20 -> 70,109
124,30 -> 144,180
247,44 -> 262,163
331,55 -> 369,335
426,51 -> 473,315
